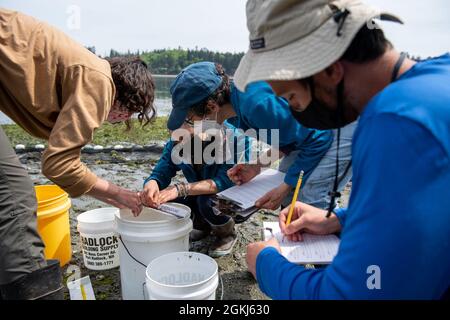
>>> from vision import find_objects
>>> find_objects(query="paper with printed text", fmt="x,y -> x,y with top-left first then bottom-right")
217,169 -> 286,210
263,222 -> 340,265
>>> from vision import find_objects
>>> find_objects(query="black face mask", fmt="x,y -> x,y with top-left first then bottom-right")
290,78 -> 347,131
290,52 -> 409,131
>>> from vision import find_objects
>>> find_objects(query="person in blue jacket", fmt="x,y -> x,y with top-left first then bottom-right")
236,0 -> 450,299
166,62 -> 355,215
227,81 -> 356,210
140,122 -> 246,257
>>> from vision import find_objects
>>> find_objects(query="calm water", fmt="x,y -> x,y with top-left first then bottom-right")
0,75 -> 175,125
153,75 -> 175,117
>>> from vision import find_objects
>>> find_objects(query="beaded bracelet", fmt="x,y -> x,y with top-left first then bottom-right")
174,183 -> 182,198
175,182 -> 189,199
182,182 -> 189,198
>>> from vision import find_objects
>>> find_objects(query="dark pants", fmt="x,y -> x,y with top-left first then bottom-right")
0,127 -> 46,285
173,195 -> 230,227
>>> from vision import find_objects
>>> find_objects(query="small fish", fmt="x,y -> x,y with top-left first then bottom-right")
158,204 -> 186,219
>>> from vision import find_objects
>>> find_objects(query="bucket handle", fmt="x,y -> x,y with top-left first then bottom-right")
143,282 -> 149,300
218,273 -> 224,301
118,236 -> 147,268
121,233 -> 226,301
120,235 -> 151,301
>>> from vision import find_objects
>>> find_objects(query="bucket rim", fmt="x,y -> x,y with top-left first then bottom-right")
77,207 -> 119,224
115,204 -> 191,225
35,185 -> 68,205
36,199 -> 71,219
145,252 -> 218,289
115,214 -> 184,226
115,219 -> 192,243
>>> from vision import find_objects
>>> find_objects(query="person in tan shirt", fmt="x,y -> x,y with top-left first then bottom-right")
0,9 -> 155,299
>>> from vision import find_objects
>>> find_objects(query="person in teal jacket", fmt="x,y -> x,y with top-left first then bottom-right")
226,80 -> 355,210
141,122 -> 247,257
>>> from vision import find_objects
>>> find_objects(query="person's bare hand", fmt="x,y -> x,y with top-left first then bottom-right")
279,202 -> 342,242
246,238 -> 281,279
141,180 -> 160,208
158,185 -> 179,204
104,197 -> 127,209
116,188 -> 143,217
227,164 -> 261,185
255,183 -> 292,210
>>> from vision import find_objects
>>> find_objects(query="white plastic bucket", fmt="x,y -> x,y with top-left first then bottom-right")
77,208 -> 120,270
145,252 -> 219,300
115,204 -> 192,300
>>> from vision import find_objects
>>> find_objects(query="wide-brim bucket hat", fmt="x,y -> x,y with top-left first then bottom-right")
234,0 -> 403,91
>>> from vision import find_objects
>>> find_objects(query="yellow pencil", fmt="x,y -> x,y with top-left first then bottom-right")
286,171 -> 304,226
81,284 -> 87,300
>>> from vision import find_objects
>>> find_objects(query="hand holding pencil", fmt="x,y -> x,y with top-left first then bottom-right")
280,200 -> 343,242
286,171 -> 304,226
281,171 -> 304,242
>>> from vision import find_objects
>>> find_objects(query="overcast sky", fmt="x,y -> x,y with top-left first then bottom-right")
1,0 -> 449,57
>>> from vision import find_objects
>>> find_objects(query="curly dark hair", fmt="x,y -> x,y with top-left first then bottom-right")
106,56 -> 156,128
190,63 -> 232,117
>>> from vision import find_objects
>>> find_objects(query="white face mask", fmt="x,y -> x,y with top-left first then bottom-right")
193,111 -> 224,142
191,113 -> 231,164
194,111 -> 223,132
194,119 -> 222,134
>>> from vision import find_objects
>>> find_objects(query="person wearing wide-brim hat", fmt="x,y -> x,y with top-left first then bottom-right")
238,0 -> 450,299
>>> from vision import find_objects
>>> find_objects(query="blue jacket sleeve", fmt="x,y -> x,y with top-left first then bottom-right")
284,129 -> 333,187
256,115 -> 450,299
212,163 -> 235,192
144,141 -> 179,190
236,84 -> 333,187
334,207 -> 348,228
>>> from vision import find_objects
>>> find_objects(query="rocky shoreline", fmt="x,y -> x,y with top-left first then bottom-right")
14,142 -> 166,155
23,149 -> 274,300
22,148 -> 350,300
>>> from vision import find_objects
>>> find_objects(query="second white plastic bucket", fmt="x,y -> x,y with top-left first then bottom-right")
115,204 -> 192,300
145,252 -> 219,300
77,208 -> 120,270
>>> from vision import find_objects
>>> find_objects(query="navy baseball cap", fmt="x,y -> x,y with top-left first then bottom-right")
167,62 -> 223,131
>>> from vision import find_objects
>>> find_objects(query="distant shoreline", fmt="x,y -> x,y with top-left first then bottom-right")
153,74 -> 177,78
152,74 -> 235,79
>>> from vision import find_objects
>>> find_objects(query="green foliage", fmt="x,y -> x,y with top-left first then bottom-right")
91,117 -> 170,145
2,117 -> 170,147
1,125 -> 45,146
108,48 -> 244,75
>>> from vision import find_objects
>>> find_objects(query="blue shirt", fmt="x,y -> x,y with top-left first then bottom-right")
256,54 -> 450,299
228,81 -> 333,186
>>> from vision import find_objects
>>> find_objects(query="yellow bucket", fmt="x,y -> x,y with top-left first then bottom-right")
35,185 -> 72,267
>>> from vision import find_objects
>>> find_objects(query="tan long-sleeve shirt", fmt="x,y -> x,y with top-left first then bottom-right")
0,8 -> 115,197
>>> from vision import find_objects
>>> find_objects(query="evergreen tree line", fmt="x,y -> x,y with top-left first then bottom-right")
104,47 -> 245,75
86,46 -> 429,76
